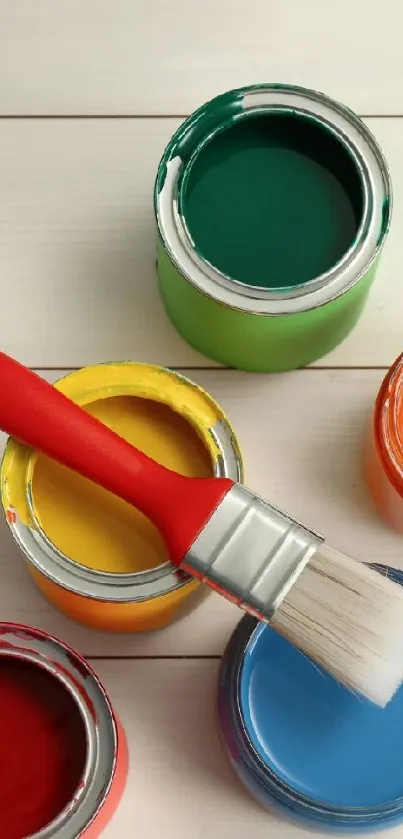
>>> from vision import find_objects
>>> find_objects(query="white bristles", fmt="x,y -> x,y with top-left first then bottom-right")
271,544 -> 403,707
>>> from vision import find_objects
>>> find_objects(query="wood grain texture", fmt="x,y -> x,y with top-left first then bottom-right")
0,1 -> 402,116
0,117 -> 401,368
93,658 -> 400,839
2,368 -> 403,659
2,6 -> 402,837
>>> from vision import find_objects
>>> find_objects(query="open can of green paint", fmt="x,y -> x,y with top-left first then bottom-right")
155,84 -> 391,372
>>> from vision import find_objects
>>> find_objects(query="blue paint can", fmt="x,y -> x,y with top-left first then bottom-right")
218,566 -> 403,833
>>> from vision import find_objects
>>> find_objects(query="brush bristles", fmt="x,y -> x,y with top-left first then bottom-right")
271,545 -> 403,707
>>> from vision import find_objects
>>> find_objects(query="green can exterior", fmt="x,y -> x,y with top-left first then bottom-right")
158,243 -> 377,372
155,84 -> 391,373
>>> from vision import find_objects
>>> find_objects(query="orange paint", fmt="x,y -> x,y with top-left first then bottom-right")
365,353 -> 403,532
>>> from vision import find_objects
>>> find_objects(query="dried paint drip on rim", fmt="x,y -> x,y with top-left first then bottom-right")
181,112 -> 364,289
1,363 -> 243,630
30,395 -> 212,574
0,657 -> 87,839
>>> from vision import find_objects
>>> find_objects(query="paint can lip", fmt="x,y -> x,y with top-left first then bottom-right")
156,83 -> 392,315
1,362 -> 243,603
218,566 -> 403,829
0,622 -> 118,838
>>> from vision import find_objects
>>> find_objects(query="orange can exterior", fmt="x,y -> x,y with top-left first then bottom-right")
365,352 -> 403,532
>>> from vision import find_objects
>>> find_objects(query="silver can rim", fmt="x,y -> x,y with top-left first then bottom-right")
155,83 -> 392,316
2,364 -> 243,603
0,622 -> 119,838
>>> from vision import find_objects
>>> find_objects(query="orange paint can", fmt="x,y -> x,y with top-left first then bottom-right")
1,362 -> 243,631
0,622 -> 128,838
365,353 -> 403,532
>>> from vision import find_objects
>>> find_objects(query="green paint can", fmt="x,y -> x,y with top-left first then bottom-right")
155,84 -> 392,372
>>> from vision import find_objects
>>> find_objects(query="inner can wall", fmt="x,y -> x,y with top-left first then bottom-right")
181,112 -> 364,289
31,394 -> 212,574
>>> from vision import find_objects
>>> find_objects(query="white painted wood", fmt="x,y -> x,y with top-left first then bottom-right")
0,117 -> 401,368
2,368 -> 403,658
0,1 -> 402,116
93,659 -> 403,838
2,7 -> 402,837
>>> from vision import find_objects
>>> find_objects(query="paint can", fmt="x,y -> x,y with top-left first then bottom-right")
365,352 -> 403,532
218,564 -> 403,832
1,362 -> 243,632
155,83 -> 391,372
0,622 -> 127,838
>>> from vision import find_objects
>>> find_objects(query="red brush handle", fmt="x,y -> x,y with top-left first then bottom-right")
0,353 -> 233,563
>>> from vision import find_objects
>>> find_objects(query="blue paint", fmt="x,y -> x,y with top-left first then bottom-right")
240,624 -> 403,810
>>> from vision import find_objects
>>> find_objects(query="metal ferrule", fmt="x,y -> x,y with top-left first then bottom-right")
0,624 -> 119,838
182,484 -> 323,620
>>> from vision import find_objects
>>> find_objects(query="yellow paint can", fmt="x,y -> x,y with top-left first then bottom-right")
1,362 -> 243,632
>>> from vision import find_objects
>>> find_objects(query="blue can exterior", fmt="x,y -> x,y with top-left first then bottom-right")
217,565 -> 403,833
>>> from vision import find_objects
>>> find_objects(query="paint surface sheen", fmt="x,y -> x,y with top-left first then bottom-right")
183,113 -> 363,289
32,396 -> 212,573
240,624 -> 403,808
0,658 -> 86,839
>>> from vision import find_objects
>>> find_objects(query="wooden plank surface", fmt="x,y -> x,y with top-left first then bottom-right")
2,367 -> 403,659
0,117 -> 402,368
0,1 -> 402,116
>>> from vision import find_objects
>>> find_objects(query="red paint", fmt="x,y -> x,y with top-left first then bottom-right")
67,650 -> 91,681
0,657 -> 87,839
0,625 -> 97,721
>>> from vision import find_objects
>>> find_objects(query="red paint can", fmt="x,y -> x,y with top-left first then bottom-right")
0,623 -> 128,838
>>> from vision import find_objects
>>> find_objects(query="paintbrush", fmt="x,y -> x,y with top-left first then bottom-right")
1,351 -> 403,707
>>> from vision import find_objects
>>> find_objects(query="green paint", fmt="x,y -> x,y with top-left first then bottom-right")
180,113 -> 363,289
379,197 -> 391,245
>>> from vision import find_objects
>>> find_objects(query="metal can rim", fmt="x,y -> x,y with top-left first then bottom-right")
1,362 -> 243,602
0,622 -> 119,838
155,83 -> 392,316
